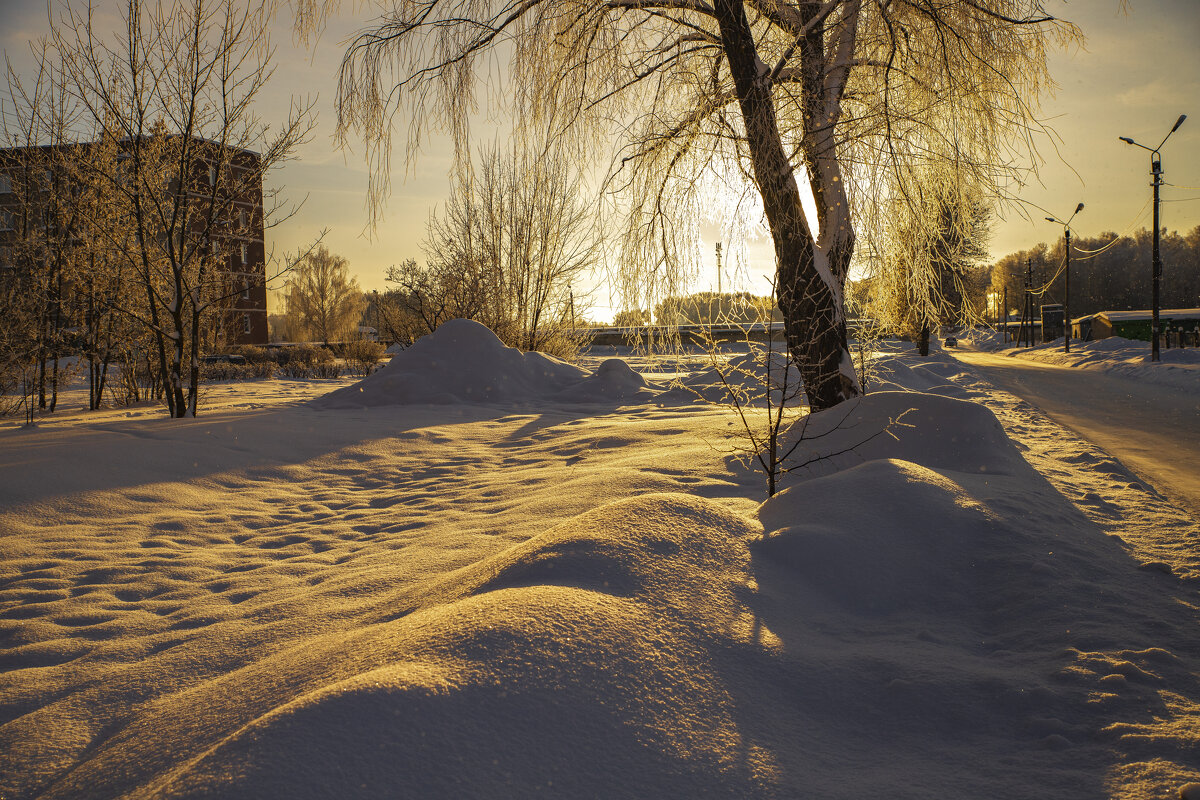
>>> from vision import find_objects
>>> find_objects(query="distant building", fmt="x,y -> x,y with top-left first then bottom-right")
1072,309 -> 1200,344
0,137 -> 268,346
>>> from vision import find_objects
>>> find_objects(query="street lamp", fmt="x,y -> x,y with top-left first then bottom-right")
1120,114 -> 1187,362
1046,202 -> 1084,353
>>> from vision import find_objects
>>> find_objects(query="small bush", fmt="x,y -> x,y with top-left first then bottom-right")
227,344 -> 272,364
342,339 -> 385,376
276,360 -> 343,379
200,361 -> 275,382
276,343 -> 335,368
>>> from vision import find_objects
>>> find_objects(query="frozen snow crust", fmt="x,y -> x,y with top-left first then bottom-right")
4,323 -> 1200,799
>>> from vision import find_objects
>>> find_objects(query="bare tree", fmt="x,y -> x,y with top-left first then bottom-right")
49,0 -> 316,417
284,245 -> 366,345
319,0 -> 1076,410
0,44 -> 84,417
387,140 -> 596,358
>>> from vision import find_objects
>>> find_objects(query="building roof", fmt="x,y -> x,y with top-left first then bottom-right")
1097,309 -> 1200,322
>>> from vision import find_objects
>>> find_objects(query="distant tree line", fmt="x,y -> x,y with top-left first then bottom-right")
611,292 -> 779,328
990,225 -> 1200,319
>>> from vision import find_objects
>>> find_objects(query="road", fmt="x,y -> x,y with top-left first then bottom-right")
954,348 -> 1200,519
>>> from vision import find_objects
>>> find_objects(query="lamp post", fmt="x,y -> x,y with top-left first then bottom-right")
1120,114 -> 1187,362
1046,202 -> 1084,353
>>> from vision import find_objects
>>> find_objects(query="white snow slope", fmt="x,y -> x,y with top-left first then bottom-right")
2,321 -> 1199,799
965,329 -> 1200,392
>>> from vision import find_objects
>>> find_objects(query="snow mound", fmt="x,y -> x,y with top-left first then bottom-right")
756,458 -> 1007,616
780,390 -> 1027,479
314,319 -> 589,407
867,353 -> 972,398
550,357 -> 661,403
138,494 -> 766,800
659,350 -> 802,406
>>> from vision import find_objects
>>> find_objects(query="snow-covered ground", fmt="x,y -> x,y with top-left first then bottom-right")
964,329 -> 1200,392
2,321 -> 1199,799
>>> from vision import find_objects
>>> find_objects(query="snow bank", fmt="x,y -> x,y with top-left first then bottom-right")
39,494 -> 769,800
315,319 -> 589,407
315,320 -> 663,408
967,332 -> 1200,392
658,349 -> 802,406
549,357 -> 661,403
776,390 -> 1027,479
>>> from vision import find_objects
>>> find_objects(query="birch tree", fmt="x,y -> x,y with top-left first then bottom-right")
320,0 -> 1077,409
284,245 -> 366,344
50,0 -> 315,417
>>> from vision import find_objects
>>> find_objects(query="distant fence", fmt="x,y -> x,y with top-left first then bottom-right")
579,320 -> 874,347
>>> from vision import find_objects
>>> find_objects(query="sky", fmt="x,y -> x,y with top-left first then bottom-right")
2,0 -> 1198,321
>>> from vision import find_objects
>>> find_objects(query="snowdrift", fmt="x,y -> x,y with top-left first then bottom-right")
776,390 -> 1027,479
968,332 -> 1200,392
5,342 -> 1200,798
658,350 -> 802,406
315,320 -> 659,407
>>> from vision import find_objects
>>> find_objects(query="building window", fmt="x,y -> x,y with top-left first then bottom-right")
243,312 -> 251,335
0,174 -> 11,193
0,210 -> 14,231
0,245 -> 11,267
239,209 -> 248,229
240,243 -> 247,265
208,165 -> 217,187
241,279 -> 250,300
211,240 -> 221,257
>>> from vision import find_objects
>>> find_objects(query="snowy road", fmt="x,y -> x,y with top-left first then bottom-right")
954,348 -> 1200,520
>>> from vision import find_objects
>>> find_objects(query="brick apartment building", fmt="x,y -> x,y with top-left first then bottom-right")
0,137 -> 269,346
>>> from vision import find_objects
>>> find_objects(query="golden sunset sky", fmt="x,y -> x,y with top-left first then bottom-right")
3,0 -> 1197,321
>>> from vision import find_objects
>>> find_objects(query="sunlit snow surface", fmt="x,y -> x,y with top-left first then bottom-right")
966,329 -> 1200,391
2,323 -> 1200,799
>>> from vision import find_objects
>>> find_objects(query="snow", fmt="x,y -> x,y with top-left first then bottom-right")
1096,308 -> 1200,322
965,329 -> 1200,392
3,319 -> 1200,799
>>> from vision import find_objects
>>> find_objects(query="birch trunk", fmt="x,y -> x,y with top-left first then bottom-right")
714,0 -> 859,410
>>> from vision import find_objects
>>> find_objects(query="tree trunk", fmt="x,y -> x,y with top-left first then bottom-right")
714,0 -> 859,410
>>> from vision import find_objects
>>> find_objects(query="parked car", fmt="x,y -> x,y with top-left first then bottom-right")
943,336 -> 958,348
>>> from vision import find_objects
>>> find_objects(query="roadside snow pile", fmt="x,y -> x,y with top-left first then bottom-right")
970,333 -> 1200,391
315,319 -> 659,407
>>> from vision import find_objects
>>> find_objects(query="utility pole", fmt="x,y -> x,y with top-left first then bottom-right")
1152,156 -> 1162,360
715,241 -> 722,295
1046,203 -> 1084,353
1002,286 -> 1008,343
1120,114 -> 1186,362
1024,257 -> 1033,347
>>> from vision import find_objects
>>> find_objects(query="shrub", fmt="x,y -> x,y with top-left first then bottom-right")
200,361 -> 275,382
276,343 -> 335,368
342,339 -> 385,376
227,344 -> 272,364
